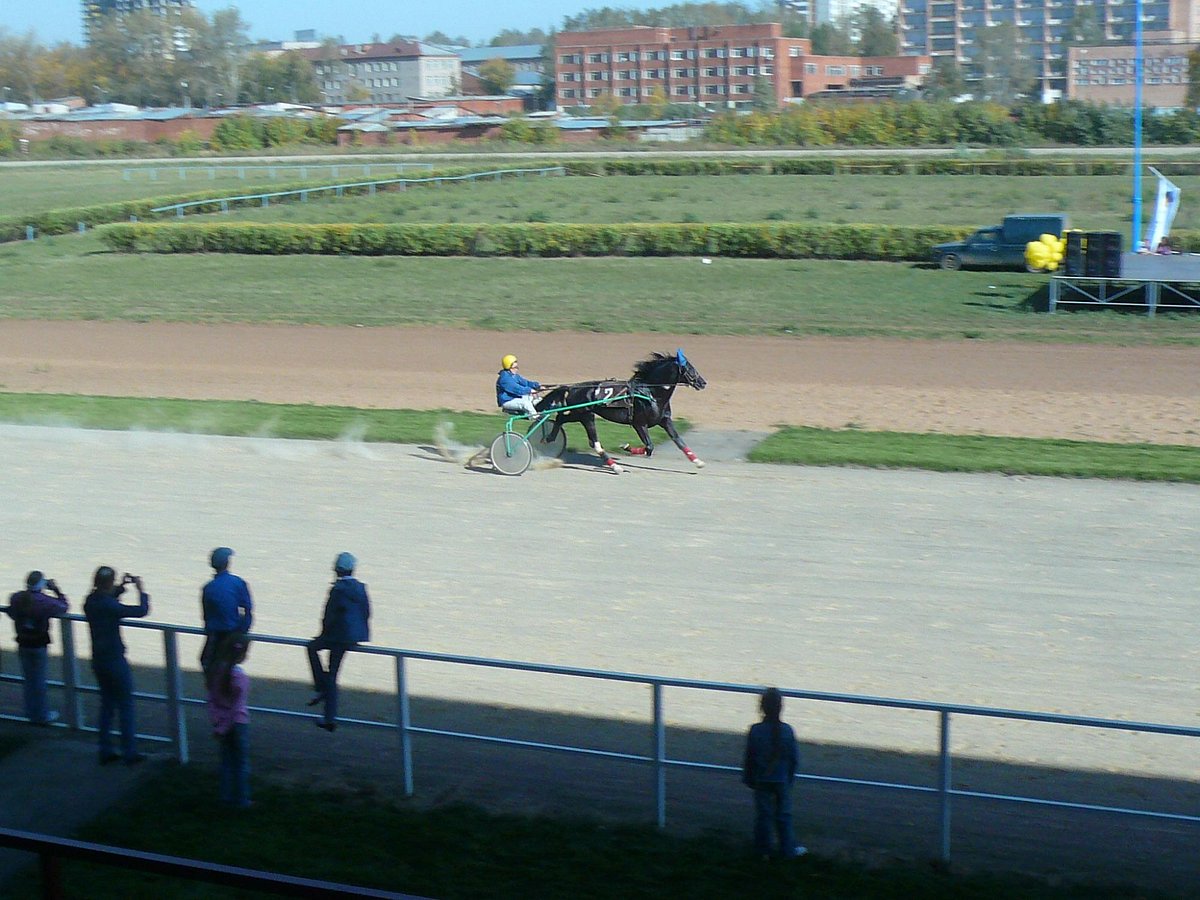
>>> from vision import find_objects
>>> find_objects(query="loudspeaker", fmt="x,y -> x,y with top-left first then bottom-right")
1084,232 -> 1105,277
1099,231 -> 1122,278
1065,231 -> 1084,276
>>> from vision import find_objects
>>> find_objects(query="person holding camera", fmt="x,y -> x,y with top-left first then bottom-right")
84,567 -> 150,765
306,552 -> 371,733
200,546 -> 253,673
6,571 -> 69,725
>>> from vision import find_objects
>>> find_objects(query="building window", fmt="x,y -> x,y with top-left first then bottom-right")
704,48 -> 719,58
825,65 -> 845,75
560,54 -> 579,64
561,72 -> 576,82
734,84 -> 750,94
589,88 -> 602,97
789,47 -> 802,57
588,53 -> 607,63
850,66 -> 861,76
619,87 -> 634,96
731,48 -> 746,58
674,85 -> 689,95
617,51 -> 631,62
760,66 -> 772,75
643,86 -> 655,96
643,68 -> 661,79
761,48 -> 774,58
918,63 -> 931,74
561,88 -> 576,98
805,63 -> 817,74
590,71 -> 607,80
671,50 -> 686,60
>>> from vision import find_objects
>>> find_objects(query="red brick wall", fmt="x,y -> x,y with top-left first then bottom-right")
16,117 -> 220,143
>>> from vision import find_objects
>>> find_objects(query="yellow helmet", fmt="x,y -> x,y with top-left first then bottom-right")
501,354 -> 518,370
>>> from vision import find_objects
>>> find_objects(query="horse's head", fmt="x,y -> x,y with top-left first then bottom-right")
632,350 -> 707,391
673,348 -> 707,391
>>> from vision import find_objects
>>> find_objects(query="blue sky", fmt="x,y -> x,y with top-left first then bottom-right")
1,1 -> 665,46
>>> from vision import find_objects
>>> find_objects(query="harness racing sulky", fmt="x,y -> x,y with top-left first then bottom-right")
488,350 -> 707,476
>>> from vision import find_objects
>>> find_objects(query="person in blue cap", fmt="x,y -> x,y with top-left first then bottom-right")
306,552 -> 371,733
200,547 -> 253,673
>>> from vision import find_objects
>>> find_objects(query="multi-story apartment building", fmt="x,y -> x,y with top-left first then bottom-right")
1068,41 -> 1197,107
898,0 -> 1199,99
555,23 -> 928,109
300,42 -> 462,104
81,0 -> 193,45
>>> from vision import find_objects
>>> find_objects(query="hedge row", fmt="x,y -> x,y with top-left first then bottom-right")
99,221 -> 972,260
0,165 -> 540,244
560,157 -> 1200,177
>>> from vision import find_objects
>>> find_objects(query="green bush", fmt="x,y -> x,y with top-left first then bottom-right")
99,220 -> 972,261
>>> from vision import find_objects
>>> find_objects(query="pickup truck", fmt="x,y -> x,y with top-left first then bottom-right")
933,214 -> 1068,271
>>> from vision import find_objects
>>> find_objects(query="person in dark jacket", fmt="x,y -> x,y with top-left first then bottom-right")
306,552 -> 371,732
84,566 -> 149,765
6,571 -> 69,724
200,546 -> 253,673
742,687 -> 805,860
495,354 -> 543,418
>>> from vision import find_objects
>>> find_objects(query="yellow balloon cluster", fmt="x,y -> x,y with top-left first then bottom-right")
1024,232 -> 1066,273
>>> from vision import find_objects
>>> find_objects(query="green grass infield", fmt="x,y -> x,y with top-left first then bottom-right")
751,426 -> 1200,483
2,393 -> 1197,482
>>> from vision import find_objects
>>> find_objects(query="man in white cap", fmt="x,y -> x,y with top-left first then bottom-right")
306,552 -> 371,732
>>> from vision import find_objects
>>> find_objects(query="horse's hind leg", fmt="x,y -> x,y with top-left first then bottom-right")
661,414 -> 704,468
582,414 -> 623,474
621,423 -> 655,457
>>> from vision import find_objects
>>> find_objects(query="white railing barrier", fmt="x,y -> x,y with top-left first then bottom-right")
1,611 -> 1198,864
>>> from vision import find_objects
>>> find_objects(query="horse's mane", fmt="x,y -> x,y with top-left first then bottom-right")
630,352 -> 676,383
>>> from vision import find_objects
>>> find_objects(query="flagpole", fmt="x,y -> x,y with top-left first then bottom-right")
1132,0 -> 1144,249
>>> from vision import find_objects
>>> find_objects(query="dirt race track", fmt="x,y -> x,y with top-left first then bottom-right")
1,321 -> 1199,890
0,321 -> 1198,445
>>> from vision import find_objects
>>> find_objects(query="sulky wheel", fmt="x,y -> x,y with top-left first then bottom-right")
489,432 -> 533,476
526,419 -> 566,458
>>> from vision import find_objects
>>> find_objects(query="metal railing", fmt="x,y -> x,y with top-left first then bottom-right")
148,166 -> 565,217
2,611 -> 1198,865
123,162 -> 433,182
0,827 -> 425,899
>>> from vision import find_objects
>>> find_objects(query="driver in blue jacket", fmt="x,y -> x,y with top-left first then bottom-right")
496,354 -> 543,418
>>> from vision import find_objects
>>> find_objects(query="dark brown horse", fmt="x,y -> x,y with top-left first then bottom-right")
537,350 -> 707,474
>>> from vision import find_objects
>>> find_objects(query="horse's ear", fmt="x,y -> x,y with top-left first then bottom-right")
676,349 -> 688,367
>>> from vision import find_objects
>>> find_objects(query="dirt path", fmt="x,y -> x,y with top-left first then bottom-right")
0,321 -> 1197,445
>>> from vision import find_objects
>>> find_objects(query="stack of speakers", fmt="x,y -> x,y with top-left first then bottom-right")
1065,231 -> 1122,278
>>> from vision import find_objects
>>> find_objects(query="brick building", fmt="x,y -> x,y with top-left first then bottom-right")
554,23 -> 929,109
299,42 -> 462,104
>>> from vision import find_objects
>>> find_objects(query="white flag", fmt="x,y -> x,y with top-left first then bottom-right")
1144,167 -> 1181,251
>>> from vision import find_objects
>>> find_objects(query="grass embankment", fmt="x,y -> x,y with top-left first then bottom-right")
751,427 -> 1200,483
3,165 -> 1199,234
4,765 -> 1161,900
5,235 -> 1200,344
3,393 -> 1197,482
0,393 -> 639,454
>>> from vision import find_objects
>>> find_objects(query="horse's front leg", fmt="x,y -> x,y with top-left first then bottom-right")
621,422 -> 655,457
582,414 -> 622,474
660,413 -> 704,468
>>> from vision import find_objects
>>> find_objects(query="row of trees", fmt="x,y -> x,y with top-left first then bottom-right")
0,10 -> 321,107
705,100 -> 1200,147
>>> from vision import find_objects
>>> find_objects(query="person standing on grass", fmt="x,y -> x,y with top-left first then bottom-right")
207,635 -> 252,808
84,567 -> 149,765
742,687 -> 805,860
306,552 -> 371,733
200,546 -> 252,673
7,570 -> 69,725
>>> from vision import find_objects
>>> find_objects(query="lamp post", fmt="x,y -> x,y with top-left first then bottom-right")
180,80 -> 190,109
1132,0 -> 1144,250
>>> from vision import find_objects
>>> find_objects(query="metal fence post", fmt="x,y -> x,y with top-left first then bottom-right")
58,618 -> 81,730
937,710 -> 952,864
163,629 -> 189,764
653,683 -> 666,829
395,655 -> 413,797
